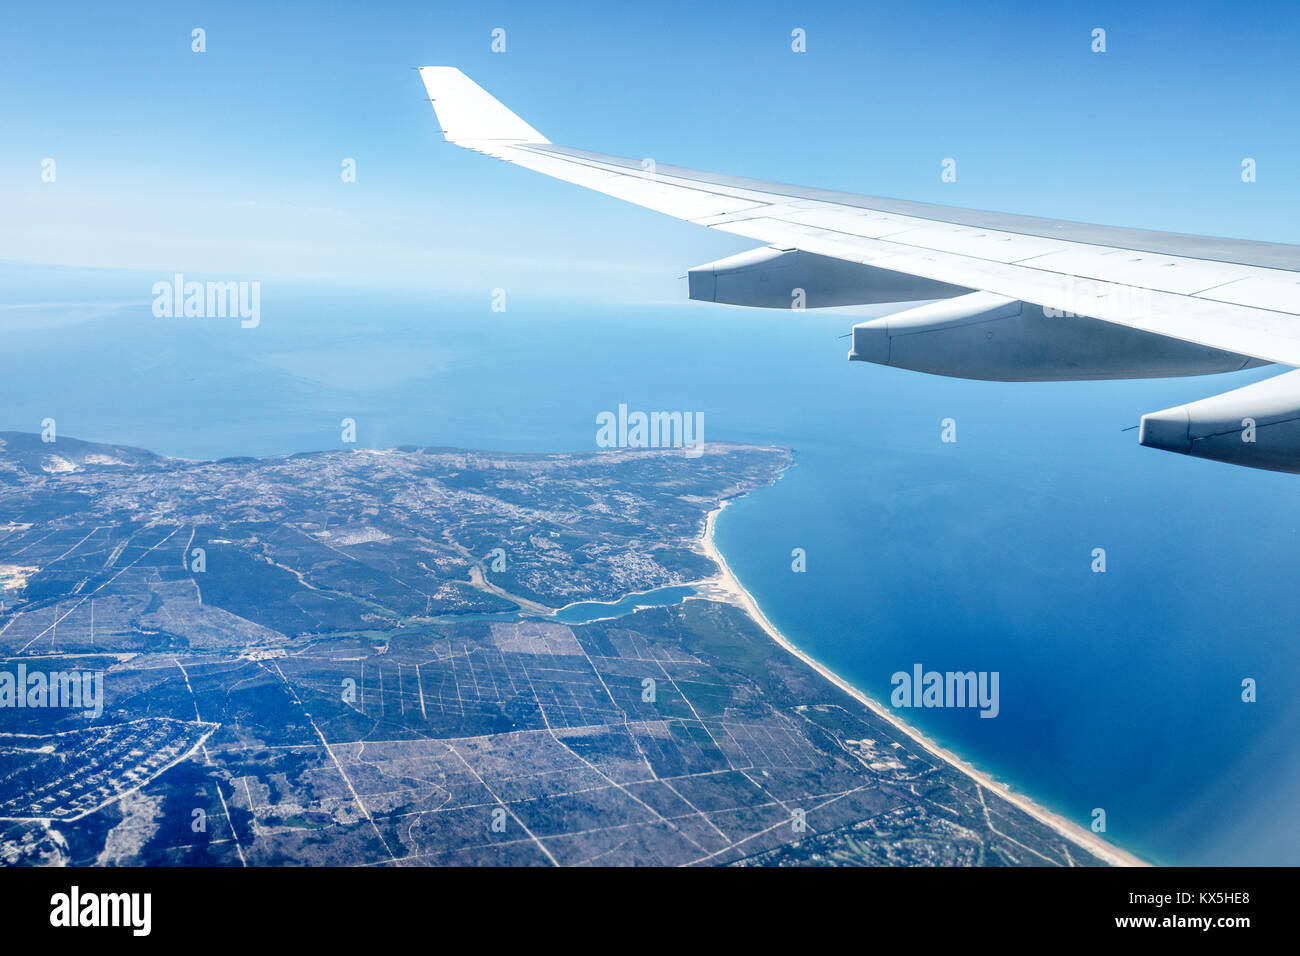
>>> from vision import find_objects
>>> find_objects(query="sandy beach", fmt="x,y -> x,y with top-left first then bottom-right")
696,500 -> 1149,869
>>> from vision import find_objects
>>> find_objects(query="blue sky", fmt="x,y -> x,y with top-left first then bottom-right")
3,0 -> 1299,303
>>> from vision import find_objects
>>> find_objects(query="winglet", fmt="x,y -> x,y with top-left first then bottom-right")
418,67 -> 549,145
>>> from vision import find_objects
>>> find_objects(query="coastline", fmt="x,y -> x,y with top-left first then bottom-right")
697,499 -> 1149,869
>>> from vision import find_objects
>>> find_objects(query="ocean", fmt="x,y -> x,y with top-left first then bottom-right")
4,265 -> 1299,865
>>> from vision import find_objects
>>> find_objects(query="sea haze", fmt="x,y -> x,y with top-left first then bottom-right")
3,264 -> 1297,865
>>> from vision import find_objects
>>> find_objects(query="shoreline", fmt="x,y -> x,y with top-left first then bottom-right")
698,500 -> 1149,869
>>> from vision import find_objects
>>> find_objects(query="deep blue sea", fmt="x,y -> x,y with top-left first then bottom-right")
4,263 -> 1299,865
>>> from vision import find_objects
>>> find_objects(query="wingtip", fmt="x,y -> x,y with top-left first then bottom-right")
417,67 -> 549,145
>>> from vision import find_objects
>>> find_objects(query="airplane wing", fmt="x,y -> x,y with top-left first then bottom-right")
419,66 -> 1300,473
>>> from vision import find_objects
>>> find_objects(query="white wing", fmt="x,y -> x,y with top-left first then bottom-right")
421,67 -> 1300,367
419,67 -> 1300,473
